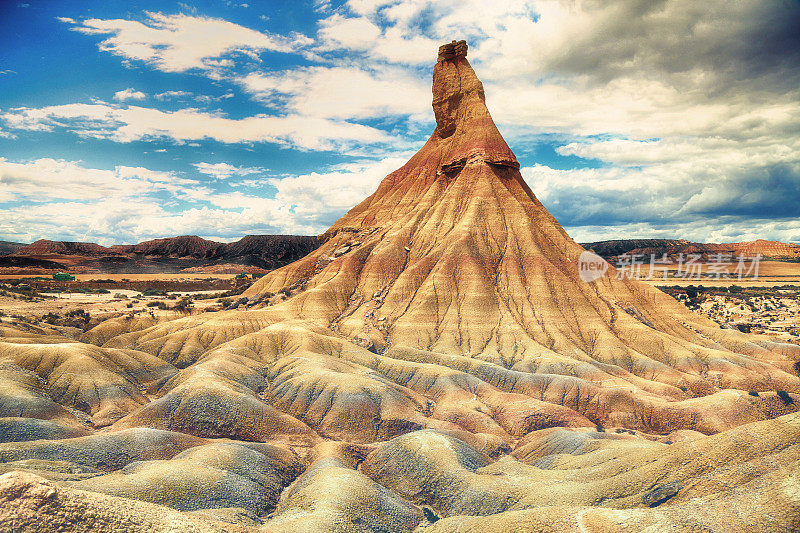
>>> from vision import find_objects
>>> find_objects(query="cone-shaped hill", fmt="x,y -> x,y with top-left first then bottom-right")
240,40 -> 800,415
92,40 -> 800,442
2,41 -> 800,532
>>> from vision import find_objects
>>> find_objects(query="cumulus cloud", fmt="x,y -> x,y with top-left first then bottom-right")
154,90 -> 193,100
113,87 -> 146,101
2,102 -> 395,151
193,162 -> 265,180
563,218 -> 800,246
0,157 -> 196,203
238,65 -> 429,120
0,155 -> 411,244
521,156 -> 800,243
267,154 -> 410,228
63,11 -> 308,74
317,14 -> 382,51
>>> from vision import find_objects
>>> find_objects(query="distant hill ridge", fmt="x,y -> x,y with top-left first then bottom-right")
111,235 -> 225,259
582,238 -> 800,260
13,239 -> 114,257
1,235 -> 320,273
3,236 -> 797,274
0,240 -> 26,256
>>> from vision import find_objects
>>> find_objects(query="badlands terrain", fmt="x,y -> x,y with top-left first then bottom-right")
2,41 -> 800,532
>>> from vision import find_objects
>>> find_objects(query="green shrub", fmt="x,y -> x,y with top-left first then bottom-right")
172,297 -> 193,312
422,508 -> 440,523
777,390 -> 794,404
142,288 -> 165,297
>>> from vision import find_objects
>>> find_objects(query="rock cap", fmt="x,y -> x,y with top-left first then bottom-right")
438,40 -> 468,61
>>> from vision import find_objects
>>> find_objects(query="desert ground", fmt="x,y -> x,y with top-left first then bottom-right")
2,41 -> 799,533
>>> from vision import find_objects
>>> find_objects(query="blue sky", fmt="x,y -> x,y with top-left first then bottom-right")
1,0 -> 798,245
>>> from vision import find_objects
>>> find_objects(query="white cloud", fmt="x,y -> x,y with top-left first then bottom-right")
154,90 -> 193,100
268,154 -> 411,222
64,12 -> 306,74
193,162 -> 265,180
564,219 -> 800,246
238,65 -> 428,120
317,14 -> 382,51
0,154 -> 417,244
313,9 -> 438,65
113,87 -> 146,101
0,157 -> 196,203
2,102 -> 395,151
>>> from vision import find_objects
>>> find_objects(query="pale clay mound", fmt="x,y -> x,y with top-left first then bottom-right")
1,41 -> 800,532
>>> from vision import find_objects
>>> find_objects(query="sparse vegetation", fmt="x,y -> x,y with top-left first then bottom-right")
422,507 -> 440,523
172,297 -> 193,313
142,288 -> 166,297
777,390 -> 794,404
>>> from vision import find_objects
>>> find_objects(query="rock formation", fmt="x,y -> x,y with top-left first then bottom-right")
1,42 -> 799,532
1,234 -> 319,274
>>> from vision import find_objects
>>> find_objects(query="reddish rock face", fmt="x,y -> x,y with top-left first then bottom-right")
432,55 -> 518,167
